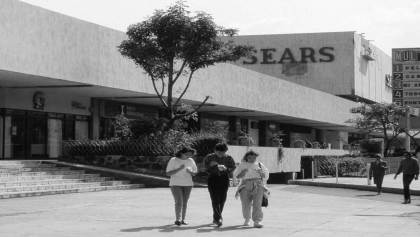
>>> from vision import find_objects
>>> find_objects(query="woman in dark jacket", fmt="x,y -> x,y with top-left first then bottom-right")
203,143 -> 236,227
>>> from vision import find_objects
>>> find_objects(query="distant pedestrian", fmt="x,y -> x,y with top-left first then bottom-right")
394,150 -> 419,204
234,150 -> 269,228
166,146 -> 197,226
369,153 -> 387,195
204,143 -> 236,227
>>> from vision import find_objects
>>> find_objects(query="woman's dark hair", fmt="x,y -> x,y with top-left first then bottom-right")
175,146 -> 196,158
214,143 -> 228,152
242,150 -> 259,162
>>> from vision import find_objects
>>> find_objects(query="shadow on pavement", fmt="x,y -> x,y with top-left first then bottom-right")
355,212 -> 420,221
121,223 -> 253,233
355,194 -> 379,197
121,223 -> 213,232
196,224 -> 253,233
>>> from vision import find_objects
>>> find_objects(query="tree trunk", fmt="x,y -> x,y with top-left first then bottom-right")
383,141 -> 390,157
383,124 -> 389,157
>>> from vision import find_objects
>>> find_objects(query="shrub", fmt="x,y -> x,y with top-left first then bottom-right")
63,137 -> 175,157
190,132 -> 225,157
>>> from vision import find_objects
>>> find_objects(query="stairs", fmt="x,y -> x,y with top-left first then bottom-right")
0,160 -> 144,199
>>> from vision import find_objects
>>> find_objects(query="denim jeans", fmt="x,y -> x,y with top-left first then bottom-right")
170,186 -> 192,221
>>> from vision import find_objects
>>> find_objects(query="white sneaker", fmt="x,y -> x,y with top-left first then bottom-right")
243,219 -> 251,226
254,222 -> 264,228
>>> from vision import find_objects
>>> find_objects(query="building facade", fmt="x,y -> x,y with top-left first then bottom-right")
0,0 -> 392,159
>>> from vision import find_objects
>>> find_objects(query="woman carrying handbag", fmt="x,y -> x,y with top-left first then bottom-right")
234,150 -> 269,228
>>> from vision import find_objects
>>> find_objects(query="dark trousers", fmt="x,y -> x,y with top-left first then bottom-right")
403,174 -> 415,201
373,175 -> 384,193
208,178 -> 229,222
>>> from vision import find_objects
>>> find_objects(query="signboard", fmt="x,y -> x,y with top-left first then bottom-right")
392,48 -> 420,107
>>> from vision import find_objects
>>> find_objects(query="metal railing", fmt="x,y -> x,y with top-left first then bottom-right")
300,155 -> 404,183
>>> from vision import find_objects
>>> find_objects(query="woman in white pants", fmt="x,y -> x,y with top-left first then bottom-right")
234,150 -> 269,228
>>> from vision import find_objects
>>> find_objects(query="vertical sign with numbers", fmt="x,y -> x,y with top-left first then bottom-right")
392,48 -> 420,107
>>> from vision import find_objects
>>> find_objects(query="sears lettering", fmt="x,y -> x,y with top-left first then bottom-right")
242,47 -> 335,64
319,47 -> 334,62
242,49 -> 258,64
260,48 -> 277,64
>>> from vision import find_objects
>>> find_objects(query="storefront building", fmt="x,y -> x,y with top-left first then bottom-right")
0,0 -> 392,159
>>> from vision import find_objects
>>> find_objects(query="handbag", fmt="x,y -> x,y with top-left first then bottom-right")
259,162 -> 269,207
262,194 -> 268,207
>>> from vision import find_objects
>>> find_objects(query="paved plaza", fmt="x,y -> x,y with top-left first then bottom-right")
1,185 -> 420,237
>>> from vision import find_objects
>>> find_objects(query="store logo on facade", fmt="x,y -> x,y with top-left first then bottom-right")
242,47 -> 335,65
33,91 -> 45,110
71,101 -> 87,110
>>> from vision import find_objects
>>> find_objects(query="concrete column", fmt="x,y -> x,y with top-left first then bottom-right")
4,116 -> 12,158
47,118 -> 62,158
337,131 -> 348,149
325,130 -> 348,149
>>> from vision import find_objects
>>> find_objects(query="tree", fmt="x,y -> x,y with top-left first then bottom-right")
348,103 -> 409,156
118,1 -> 253,129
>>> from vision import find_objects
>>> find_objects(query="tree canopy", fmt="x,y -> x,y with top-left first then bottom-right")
118,1 -> 253,129
348,103 -> 410,156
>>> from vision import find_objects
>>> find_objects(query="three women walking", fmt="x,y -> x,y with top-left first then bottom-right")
167,142 -> 269,228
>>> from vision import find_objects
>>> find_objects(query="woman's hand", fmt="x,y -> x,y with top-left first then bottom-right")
209,161 -> 218,167
256,168 -> 266,178
236,168 -> 248,178
217,165 -> 227,171
186,167 -> 196,176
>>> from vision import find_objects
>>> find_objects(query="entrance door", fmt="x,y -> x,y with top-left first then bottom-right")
28,112 -> 47,158
11,113 -> 26,159
10,111 -> 47,159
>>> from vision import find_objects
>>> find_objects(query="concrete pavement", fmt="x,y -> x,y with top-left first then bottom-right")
0,185 -> 420,237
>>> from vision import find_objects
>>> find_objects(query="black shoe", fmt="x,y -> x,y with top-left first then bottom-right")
174,220 -> 182,226
217,219 -> 223,227
402,200 -> 409,204
181,221 -> 188,225
408,199 -> 411,204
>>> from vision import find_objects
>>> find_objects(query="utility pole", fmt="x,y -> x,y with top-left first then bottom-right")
405,109 -> 411,151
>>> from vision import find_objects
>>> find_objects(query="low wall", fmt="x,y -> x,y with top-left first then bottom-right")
227,145 -> 349,173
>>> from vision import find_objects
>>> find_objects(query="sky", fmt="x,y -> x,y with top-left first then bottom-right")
20,0 -> 420,55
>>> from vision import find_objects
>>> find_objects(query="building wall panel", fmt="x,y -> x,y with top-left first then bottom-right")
232,32 -> 355,96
